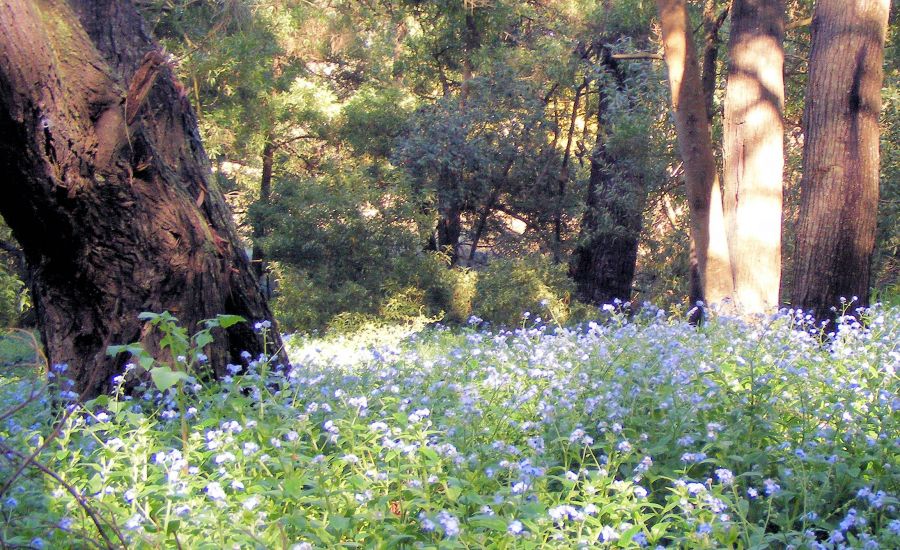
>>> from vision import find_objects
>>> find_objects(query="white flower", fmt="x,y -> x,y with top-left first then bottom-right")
206,482 -> 226,501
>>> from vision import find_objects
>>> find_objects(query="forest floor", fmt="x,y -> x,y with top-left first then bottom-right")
0,305 -> 897,548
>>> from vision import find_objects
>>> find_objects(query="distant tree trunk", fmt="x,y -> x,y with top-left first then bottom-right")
251,136 -> 275,292
656,0 -> 733,316
570,54 -> 644,307
553,80 -> 587,264
792,0 -> 891,322
722,0 -> 785,314
433,9 -> 480,266
435,166 -> 462,265
701,0 -> 728,123
0,0 -> 285,399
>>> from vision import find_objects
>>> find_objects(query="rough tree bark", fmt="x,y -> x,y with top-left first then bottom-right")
701,0 -> 728,123
792,0 -> 891,322
570,50 -> 644,307
0,0 -> 285,398
656,0 -> 734,315
722,0 -> 785,314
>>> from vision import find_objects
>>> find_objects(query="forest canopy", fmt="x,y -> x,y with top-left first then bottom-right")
0,0 -> 897,334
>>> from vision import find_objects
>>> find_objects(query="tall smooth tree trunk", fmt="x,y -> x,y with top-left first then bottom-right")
656,0 -> 734,314
792,0 -> 891,322
722,0 -> 785,314
0,0 -> 285,398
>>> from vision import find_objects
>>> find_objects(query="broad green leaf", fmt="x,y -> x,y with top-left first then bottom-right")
150,366 -> 189,391
194,330 -> 214,349
216,314 -> 246,328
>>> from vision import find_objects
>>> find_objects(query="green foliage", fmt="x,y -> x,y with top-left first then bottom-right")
0,269 -> 27,327
107,311 -> 247,391
0,330 -> 37,367
471,256 -> 580,327
340,86 -> 412,158
875,25 -> 900,292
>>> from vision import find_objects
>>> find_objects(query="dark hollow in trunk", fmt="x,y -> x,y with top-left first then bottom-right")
0,0 -> 285,399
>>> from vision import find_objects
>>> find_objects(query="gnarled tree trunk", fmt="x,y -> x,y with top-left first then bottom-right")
792,0 -> 891,323
0,0 -> 285,398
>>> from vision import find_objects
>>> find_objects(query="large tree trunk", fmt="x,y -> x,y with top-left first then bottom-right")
0,0 -> 285,399
792,0 -> 891,323
722,0 -> 785,314
570,54 -> 644,307
656,0 -> 734,315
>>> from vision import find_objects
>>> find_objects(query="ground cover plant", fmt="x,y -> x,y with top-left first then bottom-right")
0,303 -> 898,549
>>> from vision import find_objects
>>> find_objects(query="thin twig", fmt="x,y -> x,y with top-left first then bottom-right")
0,401 -> 76,498
0,443 -> 126,550
0,384 -> 43,425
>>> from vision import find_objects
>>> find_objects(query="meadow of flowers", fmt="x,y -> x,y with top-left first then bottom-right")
0,303 -> 897,549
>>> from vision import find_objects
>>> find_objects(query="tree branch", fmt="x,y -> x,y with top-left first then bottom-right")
610,52 -> 663,61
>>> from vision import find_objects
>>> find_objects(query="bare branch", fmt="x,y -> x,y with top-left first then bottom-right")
610,52 -> 664,61
0,442 -> 127,549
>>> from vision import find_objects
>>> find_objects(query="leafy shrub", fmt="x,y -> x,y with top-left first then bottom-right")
471,255 -> 580,327
0,268 -> 27,327
260,167 -> 453,333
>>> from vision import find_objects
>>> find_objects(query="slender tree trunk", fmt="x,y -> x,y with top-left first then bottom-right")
251,137 -> 275,290
0,0 -> 285,398
435,165 -> 462,265
792,0 -> 890,323
553,81 -> 587,263
701,0 -> 728,124
722,0 -> 785,314
433,9 -> 480,266
656,0 -> 733,314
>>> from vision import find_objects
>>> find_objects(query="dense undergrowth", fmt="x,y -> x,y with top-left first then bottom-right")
0,304 -> 897,549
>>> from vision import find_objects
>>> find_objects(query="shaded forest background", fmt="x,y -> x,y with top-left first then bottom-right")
1,0 -> 897,332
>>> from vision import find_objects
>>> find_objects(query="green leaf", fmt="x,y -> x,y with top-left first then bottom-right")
468,515 -> 507,531
194,330 -> 214,349
618,524 -> 643,546
150,366 -> 189,391
138,354 -> 155,371
216,314 -> 246,328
